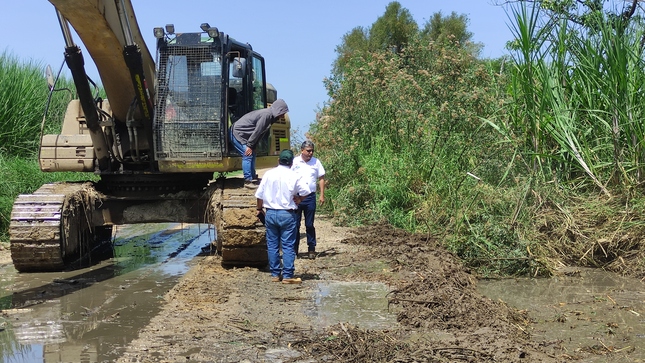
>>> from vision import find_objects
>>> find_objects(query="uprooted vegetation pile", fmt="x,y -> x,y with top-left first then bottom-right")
530,194 -> 645,279
291,224 -> 563,363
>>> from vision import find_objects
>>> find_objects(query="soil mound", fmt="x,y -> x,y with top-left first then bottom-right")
294,223 -> 557,362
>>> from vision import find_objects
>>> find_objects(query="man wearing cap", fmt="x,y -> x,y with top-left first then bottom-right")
230,99 -> 289,189
255,150 -> 311,284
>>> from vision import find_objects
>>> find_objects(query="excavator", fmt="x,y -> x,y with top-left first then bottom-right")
9,0 -> 290,272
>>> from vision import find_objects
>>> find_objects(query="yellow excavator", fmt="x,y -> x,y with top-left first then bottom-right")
9,0 -> 290,272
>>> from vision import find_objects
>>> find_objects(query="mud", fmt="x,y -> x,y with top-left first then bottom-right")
479,268 -> 645,362
113,220 -> 560,363
2,218 -> 640,362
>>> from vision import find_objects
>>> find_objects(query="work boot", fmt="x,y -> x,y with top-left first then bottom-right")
244,180 -> 259,189
282,277 -> 302,284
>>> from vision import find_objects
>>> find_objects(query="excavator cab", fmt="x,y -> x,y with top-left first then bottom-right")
152,25 -> 281,172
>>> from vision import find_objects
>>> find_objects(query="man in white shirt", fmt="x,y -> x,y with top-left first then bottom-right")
255,150 -> 311,284
291,141 -> 326,259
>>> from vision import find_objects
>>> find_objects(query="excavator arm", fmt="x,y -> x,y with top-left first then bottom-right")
48,0 -> 155,122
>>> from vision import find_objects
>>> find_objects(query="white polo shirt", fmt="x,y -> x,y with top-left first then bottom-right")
291,155 -> 325,194
255,165 -> 311,210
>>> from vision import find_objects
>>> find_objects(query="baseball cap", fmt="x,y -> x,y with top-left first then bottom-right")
279,149 -> 294,165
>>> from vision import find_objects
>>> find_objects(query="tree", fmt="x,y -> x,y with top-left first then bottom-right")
332,27 -> 369,80
496,0 -> 641,27
421,11 -> 481,56
332,2 -> 417,78
368,1 -> 418,53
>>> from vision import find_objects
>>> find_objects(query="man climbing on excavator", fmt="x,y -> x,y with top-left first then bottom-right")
229,99 -> 289,189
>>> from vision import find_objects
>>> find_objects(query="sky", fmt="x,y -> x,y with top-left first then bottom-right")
2,1 -> 515,139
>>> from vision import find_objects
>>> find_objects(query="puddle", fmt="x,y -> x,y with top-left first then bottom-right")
305,281 -> 398,330
0,223 -> 213,363
478,268 -> 645,362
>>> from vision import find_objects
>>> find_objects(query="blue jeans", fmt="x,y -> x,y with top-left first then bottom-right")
265,209 -> 297,279
295,193 -> 316,254
230,129 -> 256,181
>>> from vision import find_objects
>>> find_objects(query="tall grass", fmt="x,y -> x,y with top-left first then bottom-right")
0,51 -> 49,156
474,2 -> 645,275
502,3 -> 645,191
0,152 -> 95,242
0,51 -> 75,156
0,53 -> 93,243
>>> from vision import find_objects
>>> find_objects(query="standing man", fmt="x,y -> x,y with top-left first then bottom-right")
291,140 -> 326,259
230,99 -> 289,189
255,150 -> 311,284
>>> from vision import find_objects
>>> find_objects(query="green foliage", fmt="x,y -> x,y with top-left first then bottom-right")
0,52 -> 76,157
420,11 -> 481,55
368,2 -> 418,53
312,30 -> 544,274
500,1 -> 645,191
334,0 -> 419,77
0,51 -> 48,156
333,27 -> 370,77
333,2 -> 477,79
446,179 -> 538,277
522,0 -> 638,28
312,35 -> 510,229
314,0 -> 645,277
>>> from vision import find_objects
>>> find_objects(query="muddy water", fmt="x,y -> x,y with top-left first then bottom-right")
0,223 -> 214,363
306,281 -> 398,330
478,268 -> 645,362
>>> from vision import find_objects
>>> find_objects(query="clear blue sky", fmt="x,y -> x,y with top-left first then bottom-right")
2,1 -> 514,139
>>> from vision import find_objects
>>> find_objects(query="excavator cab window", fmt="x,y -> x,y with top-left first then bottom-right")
154,42 -> 225,160
201,61 -> 221,76
232,57 -> 246,78
228,56 -> 246,115
227,87 -> 239,123
225,49 -> 268,154
251,55 -> 266,111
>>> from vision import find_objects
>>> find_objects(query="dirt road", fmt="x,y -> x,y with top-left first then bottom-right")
2,214 -> 638,362
112,217 -> 569,363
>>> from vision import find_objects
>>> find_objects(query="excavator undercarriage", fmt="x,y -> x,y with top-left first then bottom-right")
10,175 -> 268,272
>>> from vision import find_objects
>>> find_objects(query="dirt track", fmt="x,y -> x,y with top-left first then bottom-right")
112,217 -> 571,363
2,214 -> 637,362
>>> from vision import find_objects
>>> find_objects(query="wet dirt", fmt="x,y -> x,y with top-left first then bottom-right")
0,223 -> 212,363
113,220 -> 561,363
479,268 -> 645,362
2,218 -> 644,362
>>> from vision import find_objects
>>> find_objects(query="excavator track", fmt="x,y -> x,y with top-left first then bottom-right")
10,178 -> 267,271
210,177 -> 267,266
9,182 -> 106,272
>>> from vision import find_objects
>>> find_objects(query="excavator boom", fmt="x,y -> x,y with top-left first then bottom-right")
49,0 -> 155,122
